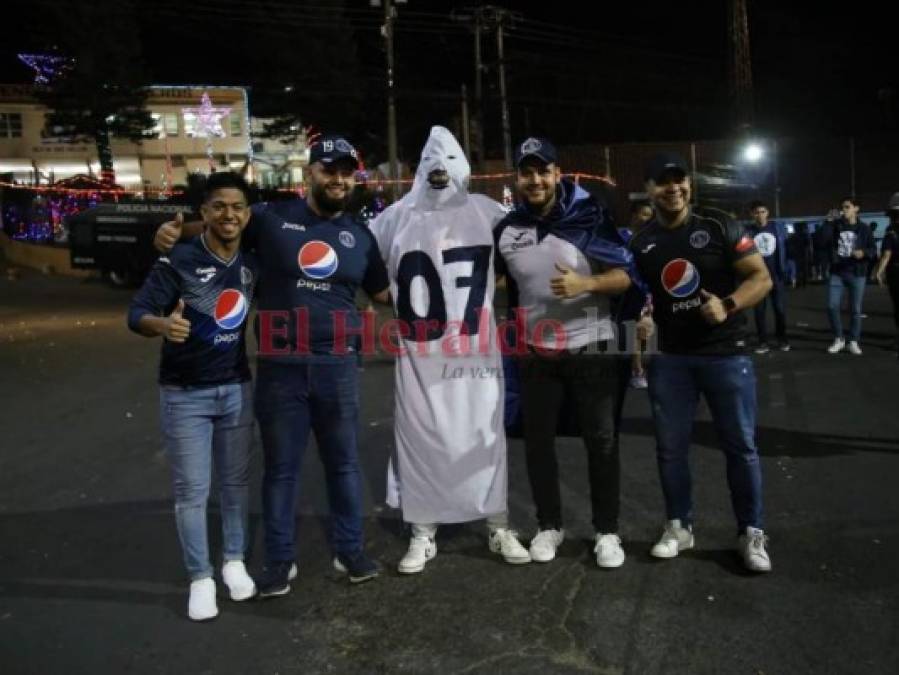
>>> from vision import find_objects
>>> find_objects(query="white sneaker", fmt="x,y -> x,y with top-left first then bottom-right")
288,563 -> 298,581
222,560 -> 256,601
738,527 -> 772,572
629,374 -> 648,389
529,528 -> 564,563
397,535 -> 436,574
650,519 -> 694,559
847,341 -> 862,355
827,338 -> 845,354
593,533 -> 625,568
188,577 -> 218,622
488,528 -> 531,564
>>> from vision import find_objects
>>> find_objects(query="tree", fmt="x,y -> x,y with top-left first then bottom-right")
32,1 -> 155,184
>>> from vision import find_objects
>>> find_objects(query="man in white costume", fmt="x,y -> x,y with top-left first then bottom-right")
370,126 -> 531,573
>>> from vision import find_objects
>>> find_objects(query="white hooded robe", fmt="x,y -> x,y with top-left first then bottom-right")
370,126 -> 509,524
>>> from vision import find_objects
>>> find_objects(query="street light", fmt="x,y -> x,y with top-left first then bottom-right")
743,142 -> 764,163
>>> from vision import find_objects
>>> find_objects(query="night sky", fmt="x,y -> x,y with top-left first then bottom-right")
1,0 -> 895,164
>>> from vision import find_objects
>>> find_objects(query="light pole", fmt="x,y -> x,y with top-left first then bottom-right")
373,0 -> 405,196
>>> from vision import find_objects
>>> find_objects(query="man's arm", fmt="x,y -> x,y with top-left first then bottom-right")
370,288 -> 390,304
875,250 -> 892,285
550,264 -> 631,299
154,212 -> 203,253
127,259 -> 191,341
699,253 -> 772,325
135,300 -> 191,342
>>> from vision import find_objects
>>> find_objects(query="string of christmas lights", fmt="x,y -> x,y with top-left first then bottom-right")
17,53 -> 74,85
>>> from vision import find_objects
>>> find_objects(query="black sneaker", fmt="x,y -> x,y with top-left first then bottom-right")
332,551 -> 380,584
255,560 -> 294,598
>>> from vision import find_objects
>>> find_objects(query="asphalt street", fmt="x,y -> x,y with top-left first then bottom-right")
1,264 -> 898,675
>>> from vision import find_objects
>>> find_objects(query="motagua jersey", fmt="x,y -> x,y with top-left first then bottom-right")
128,235 -> 259,386
244,199 -> 388,360
629,211 -> 758,355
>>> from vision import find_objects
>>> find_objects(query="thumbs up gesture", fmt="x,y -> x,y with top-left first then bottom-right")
163,299 -> 191,342
154,212 -> 184,253
550,262 -> 589,298
699,289 -> 727,325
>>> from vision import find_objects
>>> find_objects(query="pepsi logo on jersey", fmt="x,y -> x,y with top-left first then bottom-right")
662,258 -> 700,298
299,241 -> 339,280
662,258 -> 703,313
214,289 -> 249,330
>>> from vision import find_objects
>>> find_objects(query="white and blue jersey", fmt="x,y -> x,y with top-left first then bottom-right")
128,235 -> 259,386
244,199 -> 388,359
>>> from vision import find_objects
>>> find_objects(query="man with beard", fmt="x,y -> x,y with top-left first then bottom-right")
369,126 -> 531,574
154,136 -> 390,595
494,137 -> 635,568
628,153 -> 774,572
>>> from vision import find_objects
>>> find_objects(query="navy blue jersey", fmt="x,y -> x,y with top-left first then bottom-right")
243,199 -> 388,360
128,235 -> 259,386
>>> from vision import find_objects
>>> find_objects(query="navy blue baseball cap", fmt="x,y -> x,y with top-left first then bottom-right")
309,135 -> 359,168
645,153 -> 689,183
514,137 -> 558,167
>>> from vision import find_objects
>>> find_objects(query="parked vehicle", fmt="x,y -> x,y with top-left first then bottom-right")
68,202 -> 196,286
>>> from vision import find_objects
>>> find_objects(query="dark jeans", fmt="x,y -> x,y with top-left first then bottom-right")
254,358 -> 364,563
518,347 -> 619,533
647,354 -> 764,533
754,276 -> 787,344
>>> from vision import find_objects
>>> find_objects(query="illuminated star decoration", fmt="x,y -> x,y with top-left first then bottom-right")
182,92 -> 231,139
18,53 -> 73,85
182,92 -> 231,171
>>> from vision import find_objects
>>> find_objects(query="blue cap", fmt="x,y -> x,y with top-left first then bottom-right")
309,135 -> 359,167
514,137 -> 558,167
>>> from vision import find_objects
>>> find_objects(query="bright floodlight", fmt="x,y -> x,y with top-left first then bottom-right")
743,143 -> 764,162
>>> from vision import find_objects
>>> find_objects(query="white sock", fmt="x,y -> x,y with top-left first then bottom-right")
410,522 -> 438,539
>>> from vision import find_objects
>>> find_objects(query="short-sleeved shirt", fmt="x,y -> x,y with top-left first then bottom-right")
629,210 -> 758,355
127,235 -> 259,386
495,224 -> 614,350
244,199 -> 388,360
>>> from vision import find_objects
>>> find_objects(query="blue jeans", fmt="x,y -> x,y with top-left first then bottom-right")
255,358 -> 364,563
827,274 -> 866,340
159,382 -> 254,581
647,354 -> 763,533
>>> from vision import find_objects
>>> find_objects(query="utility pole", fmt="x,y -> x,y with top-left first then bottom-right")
473,14 -> 485,170
452,9 -> 486,169
460,84 -> 471,159
728,0 -> 754,131
382,0 -> 400,196
453,6 -> 519,170
495,11 -> 512,171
